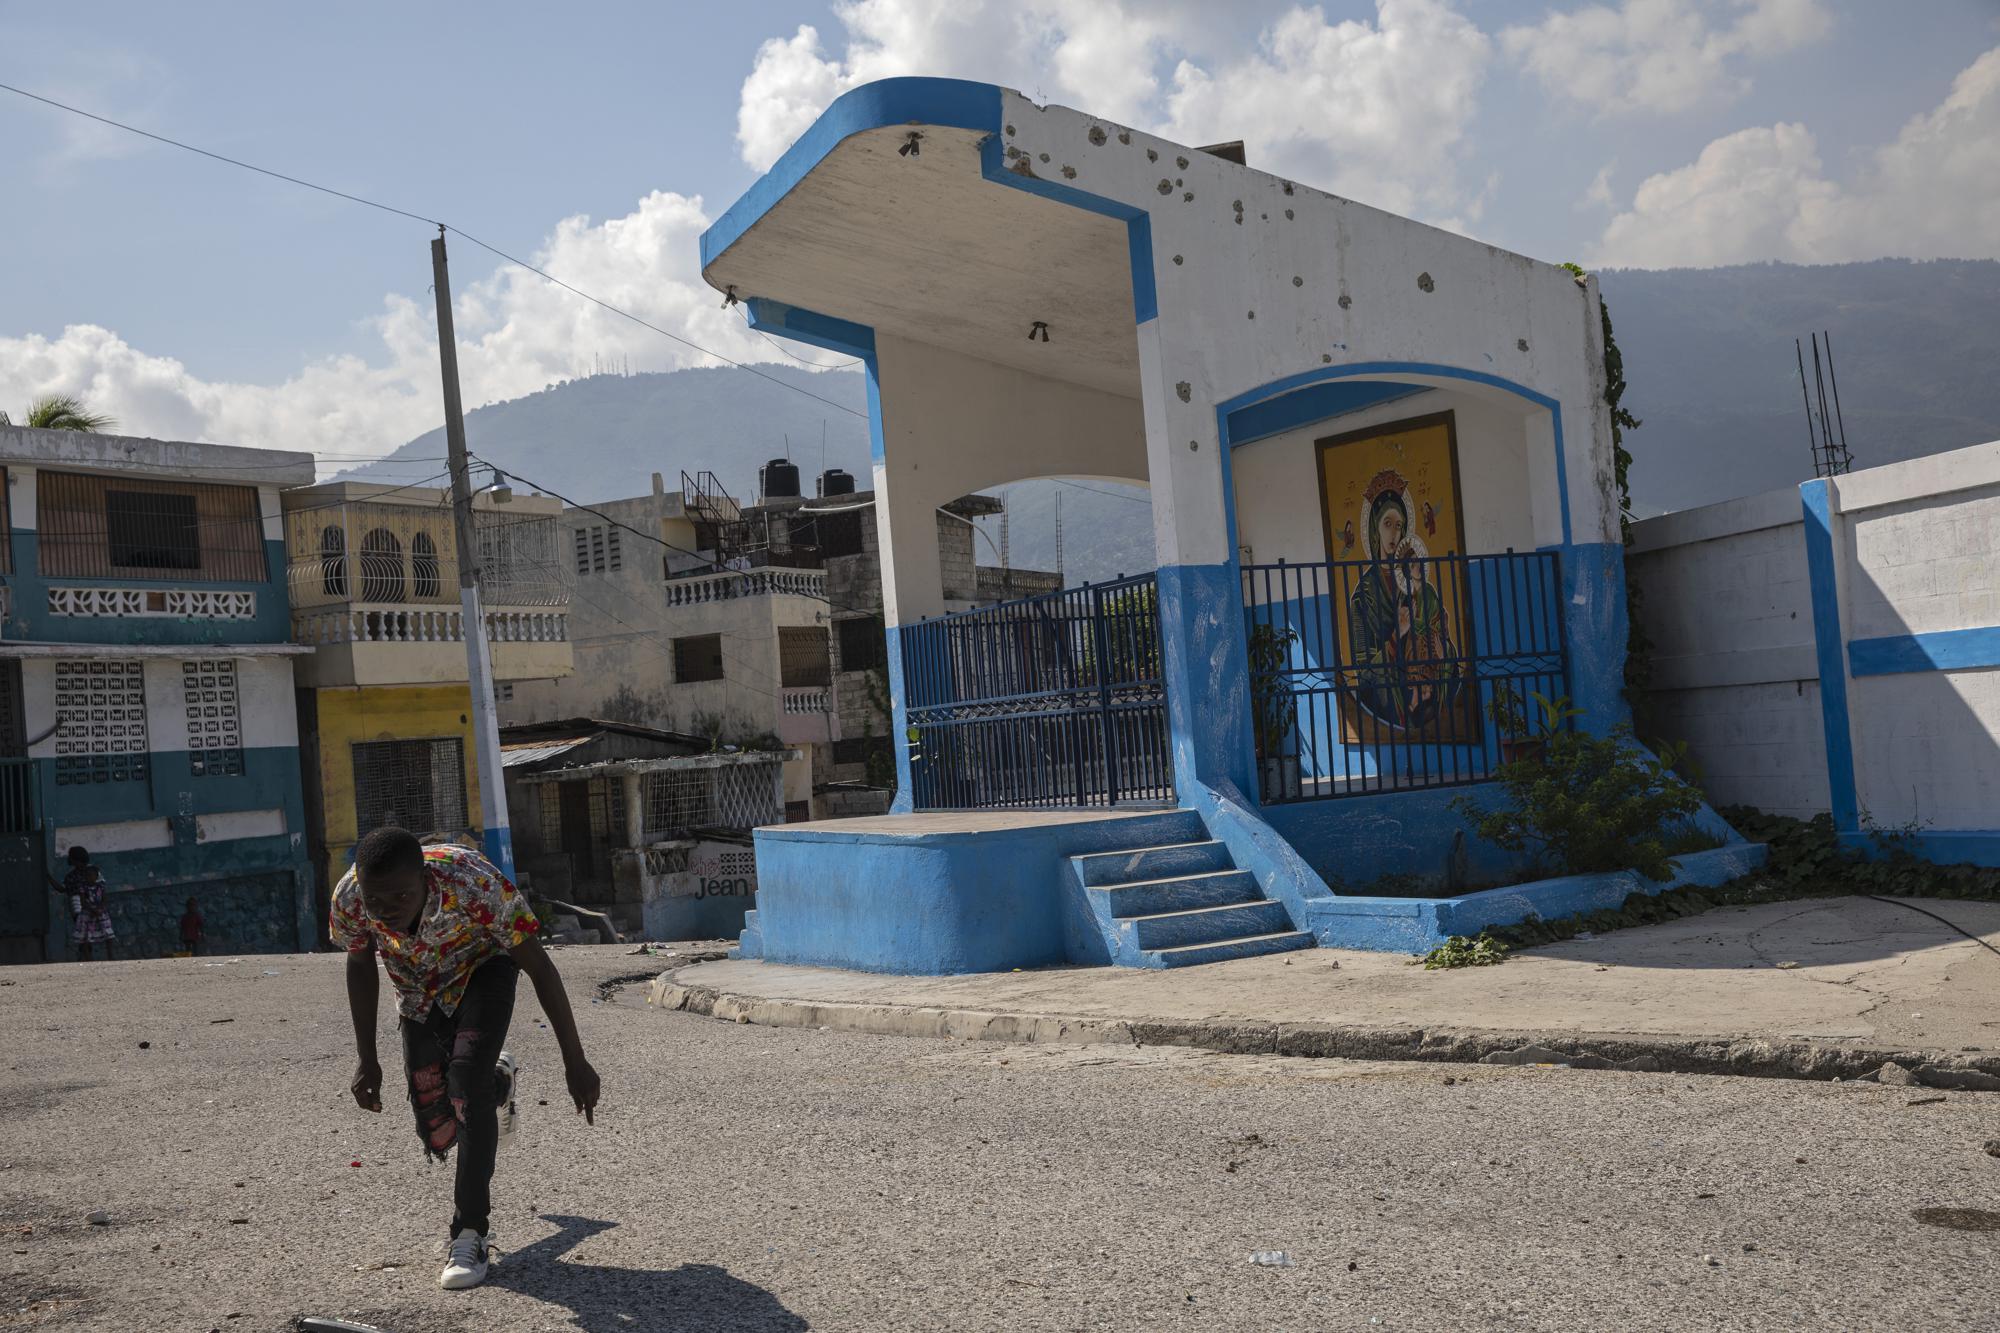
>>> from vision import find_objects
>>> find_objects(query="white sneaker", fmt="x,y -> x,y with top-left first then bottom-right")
439,1231 -> 491,1290
495,1050 -> 519,1139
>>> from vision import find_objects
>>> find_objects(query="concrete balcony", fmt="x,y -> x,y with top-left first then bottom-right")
291,602 -> 572,687
665,568 -> 827,608
776,686 -> 837,746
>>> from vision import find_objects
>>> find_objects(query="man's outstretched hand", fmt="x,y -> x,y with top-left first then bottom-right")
566,1059 -> 601,1124
351,1057 -> 383,1112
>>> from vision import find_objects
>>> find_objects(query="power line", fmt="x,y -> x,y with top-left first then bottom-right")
0,80 -> 868,423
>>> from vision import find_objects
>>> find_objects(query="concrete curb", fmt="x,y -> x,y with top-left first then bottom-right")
645,969 -> 2000,1089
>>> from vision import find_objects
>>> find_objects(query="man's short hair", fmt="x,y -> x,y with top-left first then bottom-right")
354,827 -> 425,885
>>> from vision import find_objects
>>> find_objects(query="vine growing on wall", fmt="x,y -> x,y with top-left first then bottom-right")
861,662 -> 898,792
1563,262 -> 1653,702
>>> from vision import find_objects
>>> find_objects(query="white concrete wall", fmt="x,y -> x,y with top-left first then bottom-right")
24,653 -> 300,760
996,92 -> 1614,569
1628,486 -> 1829,819
1630,439 -> 2000,830
871,335 -> 1147,626
1231,388 -> 1540,567
1835,443 -> 2000,830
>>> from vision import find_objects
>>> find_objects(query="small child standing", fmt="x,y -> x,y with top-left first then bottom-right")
63,847 -> 115,962
178,896 -> 205,956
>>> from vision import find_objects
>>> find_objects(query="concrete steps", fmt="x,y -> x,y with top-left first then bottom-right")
1070,813 -> 1312,968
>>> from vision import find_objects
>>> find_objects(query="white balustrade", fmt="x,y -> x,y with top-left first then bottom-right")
290,605 -> 567,647
664,568 -> 827,608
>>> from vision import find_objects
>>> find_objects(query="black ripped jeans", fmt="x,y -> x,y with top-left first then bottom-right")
401,955 -> 517,1239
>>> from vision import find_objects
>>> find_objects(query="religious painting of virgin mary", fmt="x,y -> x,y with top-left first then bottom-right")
1315,412 -> 1478,746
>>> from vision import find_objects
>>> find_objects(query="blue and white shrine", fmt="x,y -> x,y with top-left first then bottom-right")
698,78 -> 1758,973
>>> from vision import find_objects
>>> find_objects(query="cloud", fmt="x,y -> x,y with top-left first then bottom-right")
1596,46 -> 2000,266
735,0 -> 1495,219
1502,0 -> 1831,116
1164,1 -> 1491,218
0,191 -> 784,468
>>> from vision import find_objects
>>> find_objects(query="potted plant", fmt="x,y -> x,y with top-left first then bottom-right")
1488,688 -> 1581,767
1248,623 -> 1300,797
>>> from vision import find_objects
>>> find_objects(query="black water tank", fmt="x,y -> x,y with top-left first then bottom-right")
760,458 -> 801,500
817,468 -> 855,498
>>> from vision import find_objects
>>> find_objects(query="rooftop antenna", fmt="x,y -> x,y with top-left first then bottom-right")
1796,331 -> 1854,478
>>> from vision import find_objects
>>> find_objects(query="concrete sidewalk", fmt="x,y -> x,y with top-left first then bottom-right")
656,895 -> 2000,1082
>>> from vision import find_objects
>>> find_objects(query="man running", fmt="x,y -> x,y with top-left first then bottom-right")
334,827 -> 601,1290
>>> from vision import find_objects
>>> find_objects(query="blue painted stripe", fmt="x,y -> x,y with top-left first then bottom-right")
1225,381 -> 1427,449
975,132 -> 1157,324
1215,361 -> 1574,548
702,78 -> 1004,271
1800,479 -> 1859,831
744,299 -> 876,359
1849,626 -> 2000,676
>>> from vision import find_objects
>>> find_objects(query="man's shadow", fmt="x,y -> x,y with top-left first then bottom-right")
493,1214 -> 808,1332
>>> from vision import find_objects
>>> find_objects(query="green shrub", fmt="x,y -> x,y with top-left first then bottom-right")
1418,934 -> 1510,969
1455,714 -> 1705,882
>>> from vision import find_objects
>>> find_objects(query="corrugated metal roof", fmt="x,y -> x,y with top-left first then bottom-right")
499,736 -> 593,769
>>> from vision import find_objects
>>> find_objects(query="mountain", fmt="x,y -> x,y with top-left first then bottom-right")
345,260 -> 2000,579
1600,259 -> 2000,514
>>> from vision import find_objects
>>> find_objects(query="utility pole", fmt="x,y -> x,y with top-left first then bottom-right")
431,228 -> 513,878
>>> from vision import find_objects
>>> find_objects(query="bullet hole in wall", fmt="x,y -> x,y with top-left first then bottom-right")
1088,126 -> 1107,146
1061,165 -> 1077,179
1517,338 -> 1530,352
1189,440 -> 1200,452
1147,148 -> 1158,162
1293,276 -> 1303,287
1418,272 -> 1435,292
1176,381 -> 1192,402
1118,130 -> 1132,145
1285,209 -> 1294,220
1157,179 -> 1173,194
1172,254 -> 1184,265
1176,156 -> 1189,169
1005,124 -> 1015,136
1038,152 -> 1049,163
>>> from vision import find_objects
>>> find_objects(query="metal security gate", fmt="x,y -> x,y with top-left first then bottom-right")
901,573 -> 1172,810
0,755 -> 47,949
1242,551 -> 1569,801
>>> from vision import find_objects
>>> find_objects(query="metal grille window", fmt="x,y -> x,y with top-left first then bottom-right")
644,763 -> 782,836
182,658 -> 244,778
837,616 -> 887,672
351,738 -> 468,838
53,659 -> 149,786
0,660 -> 24,756
0,468 -> 11,574
359,528 -> 404,602
673,634 -> 724,684
779,627 -> 831,688
319,525 -> 347,596
412,532 -> 441,599
39,471 -> 265,582
477,510 -> 565,604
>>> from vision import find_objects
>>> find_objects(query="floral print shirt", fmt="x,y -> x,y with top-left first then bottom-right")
331,844 -> 540,1020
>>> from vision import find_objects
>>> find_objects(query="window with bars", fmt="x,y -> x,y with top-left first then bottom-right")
779,627 -> 832,687
38,471 -> 265,581
836,616 -> 887,672
0,467 -> 11,575
351,737 -> 468,838
52,659 -> 149,786
673,634 -> 724,684
412,532 -> 441,599
643,763 -> 782,836
359,528 -> 404,602
572,524 -> 622,575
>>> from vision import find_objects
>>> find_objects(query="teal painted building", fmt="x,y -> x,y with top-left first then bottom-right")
0,424 -> 317,962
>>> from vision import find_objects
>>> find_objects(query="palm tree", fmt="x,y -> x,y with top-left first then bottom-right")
0,394 -> 115,432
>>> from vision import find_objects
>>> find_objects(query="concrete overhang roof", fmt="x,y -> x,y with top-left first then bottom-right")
699,79 -> 1141,397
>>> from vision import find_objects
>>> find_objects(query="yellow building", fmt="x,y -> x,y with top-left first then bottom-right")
281,481 -> 571,917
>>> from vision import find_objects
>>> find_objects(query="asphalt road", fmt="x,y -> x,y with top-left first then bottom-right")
4,947 -> 1998,1332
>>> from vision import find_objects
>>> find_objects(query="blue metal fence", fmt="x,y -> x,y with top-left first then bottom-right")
1242,551 -> 1569,802
901,573 -> 1173,810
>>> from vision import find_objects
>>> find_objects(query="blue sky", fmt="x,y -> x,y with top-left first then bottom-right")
2,0 -> 1996,463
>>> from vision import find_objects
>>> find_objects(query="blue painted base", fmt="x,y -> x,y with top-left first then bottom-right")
1839,831 -> 2000,869
482,827 -> 516,882
1305,842 -> 1770,953
749,810 -> 1214,974
643,890 -> 754,944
